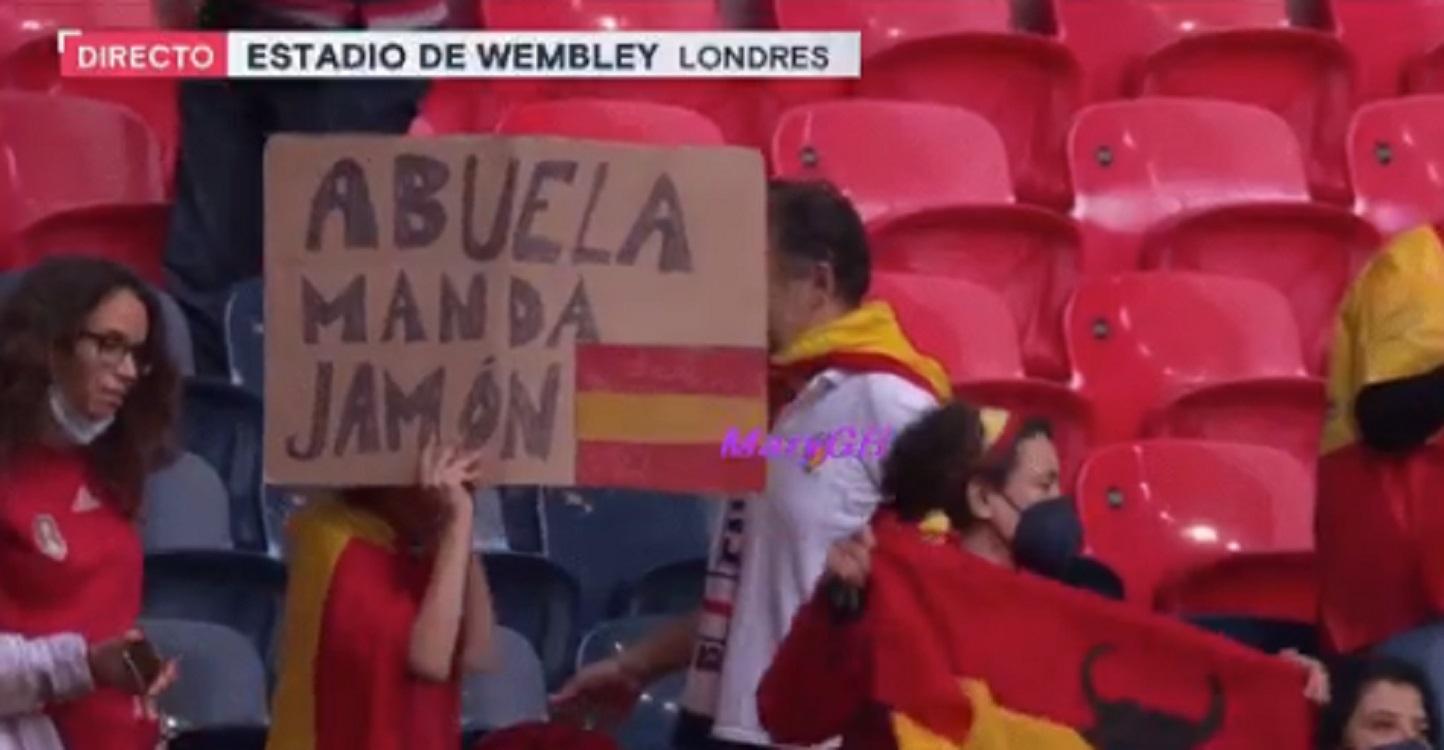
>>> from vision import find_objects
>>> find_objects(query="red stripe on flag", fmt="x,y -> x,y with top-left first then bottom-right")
577,344 -> 766,397
576,441 -> 765,494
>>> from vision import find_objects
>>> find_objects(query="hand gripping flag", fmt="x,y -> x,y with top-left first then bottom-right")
759,511 -> 1315,750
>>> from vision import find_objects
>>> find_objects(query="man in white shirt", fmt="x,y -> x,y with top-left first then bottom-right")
550,180 -> 950,748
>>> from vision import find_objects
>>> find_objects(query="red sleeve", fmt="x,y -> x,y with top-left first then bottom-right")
756,586 -> 871,745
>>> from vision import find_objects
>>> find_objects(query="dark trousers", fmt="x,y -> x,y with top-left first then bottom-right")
163,78 -> 428,376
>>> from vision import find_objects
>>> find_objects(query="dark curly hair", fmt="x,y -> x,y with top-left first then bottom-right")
0,258 -> 179,515
881,401 -> 984,523
882,403 -> 1054,528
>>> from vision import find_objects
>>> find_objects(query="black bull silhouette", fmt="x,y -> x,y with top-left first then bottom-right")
1080,644 -> 1226,750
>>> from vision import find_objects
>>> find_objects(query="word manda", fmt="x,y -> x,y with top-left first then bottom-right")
719,426 -> 893,466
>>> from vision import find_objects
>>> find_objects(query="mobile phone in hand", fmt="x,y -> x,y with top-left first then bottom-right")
123,638 -> 163,691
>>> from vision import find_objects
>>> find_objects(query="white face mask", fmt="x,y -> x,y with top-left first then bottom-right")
48,385 -> 115,446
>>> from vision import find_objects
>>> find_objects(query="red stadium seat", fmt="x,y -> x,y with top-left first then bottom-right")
457,0 -> 755,145
1054,0 -> 1355,202
770,100 -> 1013,221
12,203 -> 169,283
1348,95 -> 1444,233
1158,551 -> 1320,625
1070,99 -> 1374,368
1075,440 -> 1314,609
496,99 -> 726,146
1065,273 -> 1326,468
869,270 -> 1093,483
8,0 -> 155,28
856,34 -> 1082,207
1138,202 -> 1380,375
1053,0 -> 1295,102
481,0 -> 720,29
0,93 -> 167,268
0,32 -> 178,191
870,206 -> 1080,381
771,101 -> 1080,378
770,0 -> 1014,57
1329,0 -> 1444,100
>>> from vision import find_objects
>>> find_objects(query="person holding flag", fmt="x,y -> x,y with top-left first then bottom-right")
759,402 -> 1325,750
1315,223 -> 1444,717
549,180 -> 950,748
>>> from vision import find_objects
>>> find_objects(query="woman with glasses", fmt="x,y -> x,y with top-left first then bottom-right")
0,257 -> 181,749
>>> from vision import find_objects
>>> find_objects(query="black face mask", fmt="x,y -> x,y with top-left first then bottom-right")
1009,495 -> 1084,580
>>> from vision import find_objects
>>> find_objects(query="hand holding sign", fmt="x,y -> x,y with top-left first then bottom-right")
419,440 -> 486,523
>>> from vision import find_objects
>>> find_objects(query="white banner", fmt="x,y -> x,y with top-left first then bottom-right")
225,31 -> 860,79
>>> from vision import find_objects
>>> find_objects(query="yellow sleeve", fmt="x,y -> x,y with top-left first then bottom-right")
1355,228 -> 1444,386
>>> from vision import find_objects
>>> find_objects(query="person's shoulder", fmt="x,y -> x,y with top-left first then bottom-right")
842,372 -> 939,424
287,496 -> 365,553
1362,225 -> 1444,289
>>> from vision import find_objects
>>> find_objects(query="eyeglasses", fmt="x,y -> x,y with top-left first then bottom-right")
76,331 -> 152,376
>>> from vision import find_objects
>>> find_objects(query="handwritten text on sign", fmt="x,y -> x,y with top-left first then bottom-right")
264,135 -> 766,487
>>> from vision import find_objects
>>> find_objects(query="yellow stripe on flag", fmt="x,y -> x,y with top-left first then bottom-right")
892,681 -> 1093,750
576,392 -> 767,444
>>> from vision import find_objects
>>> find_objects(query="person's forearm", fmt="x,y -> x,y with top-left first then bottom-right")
409,511 -> 473,682
1355,365 -> 1444,453
0,634 -> 92,717
618,613 -> 698,684
458,555 -> 496,673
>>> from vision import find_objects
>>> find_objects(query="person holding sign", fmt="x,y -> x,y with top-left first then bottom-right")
266,441 -> 496,750
551,180 -> 951,748
0,258 -> 183,750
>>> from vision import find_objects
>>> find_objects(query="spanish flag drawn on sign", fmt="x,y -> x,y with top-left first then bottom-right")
573,343 -> 768,494
759,512 -> 1315,750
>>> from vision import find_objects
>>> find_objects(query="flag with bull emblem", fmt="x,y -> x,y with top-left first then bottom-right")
758,511 -> 1314,749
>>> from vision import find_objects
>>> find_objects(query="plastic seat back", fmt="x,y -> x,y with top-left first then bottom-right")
1054,0 -> 1301,101
142,452 -> 232,552
498,99 -> 725,146
1065,272 -> 1314,447
772,0 -> 1014,56
1069,98 -> 1310,272
867,271 -> 1026,382
858,34 -> 1082,207
140,618 -> 269,730
543,490 -> 711,629
181,379 -> 267,553
1349,95 -> 1444,233
224,278 -> 264,395
771,100 -> 1013,222
616,557 -> 707,618
0,93 -> 165,238
870,206 -> 1081,379
1330,0 -> 1444,100
13,203 -> 171,284
1134,28 -> 1356,203
578,616 -> 686,750
1076,440 -> 1314,608
141,551 -> 288,675
482,0 -> 720,29
1140,202 -> 1381,375
483,552 -> 581,689
461,627 -> 548,733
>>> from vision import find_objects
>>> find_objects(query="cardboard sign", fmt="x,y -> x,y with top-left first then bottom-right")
264,134 -> 768,491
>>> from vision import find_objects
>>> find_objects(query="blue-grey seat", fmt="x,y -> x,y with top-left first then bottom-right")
577,616 -> 685,750
141,550 -> 287,683
461,627 -> 548,736
615,557 -> 707,618
483,552 -> 580,690
180,378 -> 270,554
141,618 -> 269,726
223,278 -> 263,396
543,489 -> 711,630
142,452 -> 232,552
